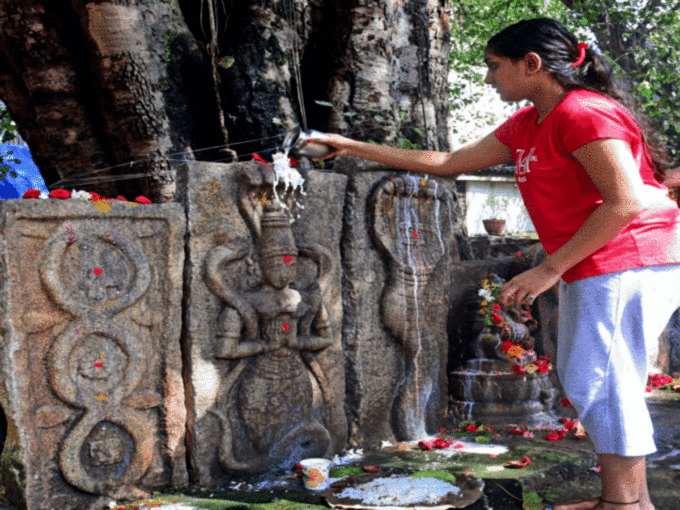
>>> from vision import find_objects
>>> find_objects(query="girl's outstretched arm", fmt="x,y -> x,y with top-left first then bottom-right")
315,131 -> 513,177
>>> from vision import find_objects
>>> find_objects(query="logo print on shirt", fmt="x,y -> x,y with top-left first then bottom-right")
516,148 -> 536,183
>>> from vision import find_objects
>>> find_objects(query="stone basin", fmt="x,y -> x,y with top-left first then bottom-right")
449,359 -> 558,426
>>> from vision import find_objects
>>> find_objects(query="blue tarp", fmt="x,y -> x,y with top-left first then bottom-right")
0,143 -> 48,199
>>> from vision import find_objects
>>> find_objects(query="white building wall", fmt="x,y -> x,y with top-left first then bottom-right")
461,177 -> 535,236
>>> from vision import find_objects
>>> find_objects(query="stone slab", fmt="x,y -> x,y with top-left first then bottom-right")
180,160 -> 348,485
0,199 -> 187,510
335,158 -> 464,448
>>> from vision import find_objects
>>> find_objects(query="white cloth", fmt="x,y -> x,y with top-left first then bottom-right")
557,264 -> 680,456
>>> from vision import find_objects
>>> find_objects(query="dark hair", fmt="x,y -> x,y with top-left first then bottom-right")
487,18 -> 674,175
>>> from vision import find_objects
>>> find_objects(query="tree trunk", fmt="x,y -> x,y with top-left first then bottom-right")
0,0 -> 453,200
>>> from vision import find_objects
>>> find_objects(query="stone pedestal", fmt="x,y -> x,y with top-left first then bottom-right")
0,200 -> 187,510
180,160 -> 347,484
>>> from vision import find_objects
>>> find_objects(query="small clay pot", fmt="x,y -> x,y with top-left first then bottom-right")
483,219 -> 506,235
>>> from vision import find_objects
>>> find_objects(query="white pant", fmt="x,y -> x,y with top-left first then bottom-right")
557,265 -> 680,456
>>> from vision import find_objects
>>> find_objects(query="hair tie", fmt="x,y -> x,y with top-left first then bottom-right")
571,42 -> 589,67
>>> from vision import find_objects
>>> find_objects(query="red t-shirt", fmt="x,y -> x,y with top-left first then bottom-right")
494,89 -> 680,283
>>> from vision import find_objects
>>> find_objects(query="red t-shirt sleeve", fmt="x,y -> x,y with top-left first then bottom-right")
494,106 -> 534,148
555,94 -> 639,153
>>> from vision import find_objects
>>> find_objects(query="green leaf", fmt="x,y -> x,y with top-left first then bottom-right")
9,171 -> 17,178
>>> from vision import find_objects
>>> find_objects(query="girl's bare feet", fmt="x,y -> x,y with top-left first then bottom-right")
553,498 -> 654,510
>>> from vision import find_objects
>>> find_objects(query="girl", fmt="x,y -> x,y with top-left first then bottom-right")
314,17 -> 680,510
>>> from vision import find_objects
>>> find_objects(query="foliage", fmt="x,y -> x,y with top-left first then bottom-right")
0,105 -> 19,144
0,149 -> 20,181
485,194 -> 509,218
568,0 -> 680,161
448,0 -> 580,145
448,0 -> 680,160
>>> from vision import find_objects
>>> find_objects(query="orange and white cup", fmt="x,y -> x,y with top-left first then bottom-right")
298,458 -> 331,490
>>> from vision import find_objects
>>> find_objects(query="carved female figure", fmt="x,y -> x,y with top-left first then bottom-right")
204,193 -> 334,474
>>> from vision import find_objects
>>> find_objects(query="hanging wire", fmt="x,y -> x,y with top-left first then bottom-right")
45,122 -> 397,190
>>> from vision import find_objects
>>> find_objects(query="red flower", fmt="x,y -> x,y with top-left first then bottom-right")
561,398 -> 572,407
252,153 -> 271,167
510,428 -> 525,435
491,313 -> 503,323
412,231 -> 419,238
675,386 -> 680,393
491,303 -> 502,312
90,192 -> 102,201
116,195 -> 128,201
646,385 -> 653,392
93,268 -> 103,275
546,432 -> 561,441
537,363 -> 549,374
537,355 -> 552,363
464,424 -> 477,433
134,196 -> 152,204
647,373 -> 674,388
94,362 -> 104,368
501,340 -> 513,352
282,323 -> 290,332
289,157 -> 297,167
433,438 -> 453,448
49,189 -> 71,199
515,251 -> 522,257
22,189 -> 41,199
418,439 -> 434,450
561,419 -> 576,431
283,255 -> 293,263
512,365 -> 526,375
439,428 -> 447,433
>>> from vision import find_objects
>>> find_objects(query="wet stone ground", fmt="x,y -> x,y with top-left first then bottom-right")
1,393 -> 678,510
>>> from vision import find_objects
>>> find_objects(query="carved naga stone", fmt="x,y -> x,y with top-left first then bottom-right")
203,164 -> 334,474
372,175 -> 453,441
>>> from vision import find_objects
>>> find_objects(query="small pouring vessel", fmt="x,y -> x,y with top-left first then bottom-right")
283,126 -> 332,159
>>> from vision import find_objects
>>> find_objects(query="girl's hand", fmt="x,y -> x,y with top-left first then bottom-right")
498,261 -> 562,306
311,133 -> 354,160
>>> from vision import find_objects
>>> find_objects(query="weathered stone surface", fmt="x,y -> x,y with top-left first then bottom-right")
0,199 -> 187,510
180,160 -> 347,484
337,158 -> 463,448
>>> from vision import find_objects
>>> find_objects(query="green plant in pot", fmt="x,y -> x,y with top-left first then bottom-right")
483,194 -> 509,235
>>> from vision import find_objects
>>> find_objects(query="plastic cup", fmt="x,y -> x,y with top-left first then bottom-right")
299,458 -> 331,490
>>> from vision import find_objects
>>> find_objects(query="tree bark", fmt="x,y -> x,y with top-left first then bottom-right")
0,0 -> 453,199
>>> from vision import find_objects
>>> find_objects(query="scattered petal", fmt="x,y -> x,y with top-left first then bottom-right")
93,268 -> 103,275
48,189 -> 71,199
134,196 -> 151,204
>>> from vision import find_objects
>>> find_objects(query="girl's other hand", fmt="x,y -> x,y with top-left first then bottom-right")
498,262 -> 562,306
